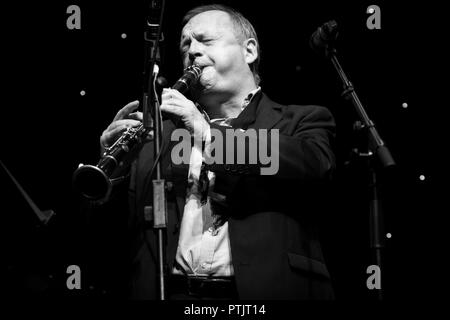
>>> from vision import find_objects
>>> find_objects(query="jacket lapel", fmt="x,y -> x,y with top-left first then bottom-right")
167,92 -> 284,214
250,93 -> 283,131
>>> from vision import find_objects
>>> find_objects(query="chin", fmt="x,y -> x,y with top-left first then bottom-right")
190,83 -> 211,102
197,81 -> 216,96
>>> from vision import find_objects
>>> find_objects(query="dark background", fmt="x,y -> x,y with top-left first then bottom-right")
2,0 -> 442,301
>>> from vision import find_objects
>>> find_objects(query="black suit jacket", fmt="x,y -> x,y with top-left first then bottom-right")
125,92 -> 336,299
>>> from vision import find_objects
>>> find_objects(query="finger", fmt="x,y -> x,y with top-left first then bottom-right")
161,89 -> 185,103
101,126 -> 124,148
127,111 -> 143,121
167,89 -> 186,100
162,88 -> 171,96
113,100 -> 140,121
101,123 -> 136,147
107,119 -> 141,131
161,90 -> 173,103
160,102 -> 184,116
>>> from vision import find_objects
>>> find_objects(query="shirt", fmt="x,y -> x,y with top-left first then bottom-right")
173,87 -> 261,277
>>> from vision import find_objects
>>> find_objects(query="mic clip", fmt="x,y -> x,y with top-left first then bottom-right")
144,25 -> 165,42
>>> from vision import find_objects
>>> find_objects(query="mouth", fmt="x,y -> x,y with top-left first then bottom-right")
191,62 -> 210,69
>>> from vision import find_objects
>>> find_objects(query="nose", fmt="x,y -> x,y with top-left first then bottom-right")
187,39 -> 203,62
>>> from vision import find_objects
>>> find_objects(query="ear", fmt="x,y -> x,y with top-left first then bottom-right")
243,38 -> 258,64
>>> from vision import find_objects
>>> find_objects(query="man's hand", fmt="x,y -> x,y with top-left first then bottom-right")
160,88 -> 209,141
100,100 -> 143,148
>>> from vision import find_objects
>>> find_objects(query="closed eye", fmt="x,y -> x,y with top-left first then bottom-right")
202,39 -> 214,45
179,39 -> 215,55
180,38 -> 190,53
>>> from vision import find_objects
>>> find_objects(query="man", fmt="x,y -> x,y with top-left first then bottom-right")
99,4 -> 335,300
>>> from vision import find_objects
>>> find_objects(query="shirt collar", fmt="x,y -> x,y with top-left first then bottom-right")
204,86 -> 262,124
242,86 -> 262,110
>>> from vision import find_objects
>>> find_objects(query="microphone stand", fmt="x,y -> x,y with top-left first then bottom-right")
143,0 -> 167,300
324,45 -> 395,300
1,160 -> 55,226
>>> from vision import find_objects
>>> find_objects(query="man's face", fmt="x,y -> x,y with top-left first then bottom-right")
180,10 -> 253,97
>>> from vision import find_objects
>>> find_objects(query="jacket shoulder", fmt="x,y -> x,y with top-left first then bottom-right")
261,93 -> 333,118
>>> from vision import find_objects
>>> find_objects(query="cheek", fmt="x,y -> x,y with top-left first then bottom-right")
199,66 -> 216,87
202,66 -> 215,78
215,48 -> 246,74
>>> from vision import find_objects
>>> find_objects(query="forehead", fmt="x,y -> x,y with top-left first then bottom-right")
182,10 -> 235,37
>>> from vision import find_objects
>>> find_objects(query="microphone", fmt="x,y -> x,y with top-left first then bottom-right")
171,65 -> 202,94
145,0 -> 165,63
143,0 -> 165,128
309,20 -> 338,55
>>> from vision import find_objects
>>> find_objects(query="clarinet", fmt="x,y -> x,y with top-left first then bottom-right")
73,64 -> 202,201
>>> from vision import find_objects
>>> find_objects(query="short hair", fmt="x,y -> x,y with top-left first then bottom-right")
181,4 -> 261,85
